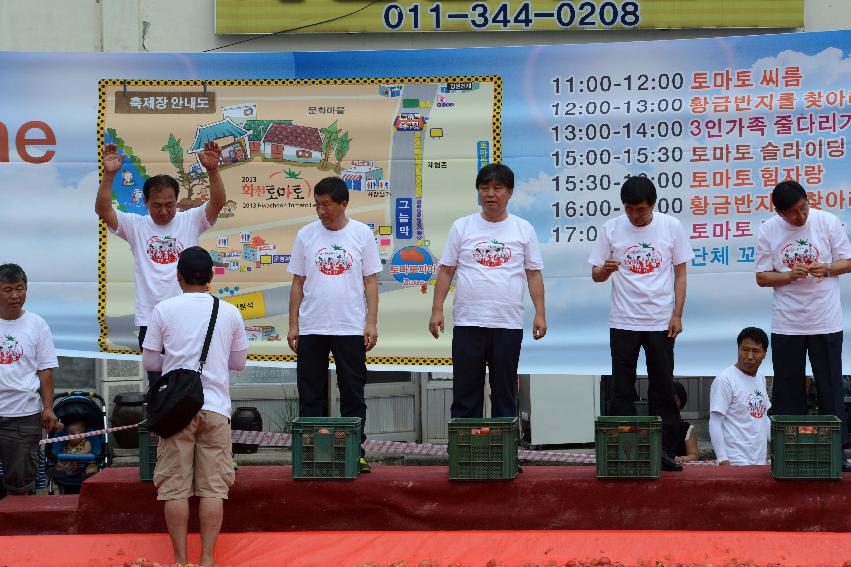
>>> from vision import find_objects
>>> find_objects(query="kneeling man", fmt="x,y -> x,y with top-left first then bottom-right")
709,327 -> 771,466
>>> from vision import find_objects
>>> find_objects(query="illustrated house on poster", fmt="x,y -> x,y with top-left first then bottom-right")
342,163 -> 384,191
189,118 -> 251,167
243,119 -> 294,153
262,123 -> 322,163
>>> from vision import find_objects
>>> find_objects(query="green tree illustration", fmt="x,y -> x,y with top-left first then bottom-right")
160,133 -> 209,203
319,120 -> 339,169
334,131 -> 351,173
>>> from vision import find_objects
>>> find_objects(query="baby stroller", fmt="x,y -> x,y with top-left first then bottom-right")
45,391 -> 111,494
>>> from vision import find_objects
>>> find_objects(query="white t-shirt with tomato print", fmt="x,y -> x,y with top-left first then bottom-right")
755,208 -> 851,335
111,206 -> 212,326
143,293 -> 248,418
710,364 -> 771,465
0,311 -> 59,417
288,219 -> 383,336
440,213 -> 543,330
588,212 -> 694,331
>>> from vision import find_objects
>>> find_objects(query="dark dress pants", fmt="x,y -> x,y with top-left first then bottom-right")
296,334 -> 368,450
608,328 -> 680,457
451,326 -> 523,419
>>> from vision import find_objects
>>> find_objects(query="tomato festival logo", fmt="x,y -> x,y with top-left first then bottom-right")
473,239 -> 511,267
781,239 -> 820,268
315,244 -> 353,276
747,389 -> 768,419
0,335 -> 23,365
390,245 -> 436,288
623,242 -> 663,274
145,235 -> 183,265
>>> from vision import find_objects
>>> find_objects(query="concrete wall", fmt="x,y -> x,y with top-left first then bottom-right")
1,0 -> 850,54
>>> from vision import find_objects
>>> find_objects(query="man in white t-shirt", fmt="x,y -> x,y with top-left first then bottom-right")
287,177 -> 382,473
142,246 -> 248,567
430,163 -> 546,420
755,180 -> 851,459
709,327 -> 771,465
95,142 -> 228,355
588,175 -> 694,472
0,264 -> 61,496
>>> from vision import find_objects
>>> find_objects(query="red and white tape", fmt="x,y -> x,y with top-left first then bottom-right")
39,423 -> 141,445
39,423 -> 717,465
231,429 -> 599,464
231,430 -> 717,465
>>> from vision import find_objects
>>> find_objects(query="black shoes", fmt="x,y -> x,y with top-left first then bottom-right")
661,454 -> 683,472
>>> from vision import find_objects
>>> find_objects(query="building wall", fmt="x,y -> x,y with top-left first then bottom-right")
1,0 -> 850,54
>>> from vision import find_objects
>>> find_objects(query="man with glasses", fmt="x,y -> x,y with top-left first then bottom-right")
429,163 -> 546,420
755,180 -> 851,465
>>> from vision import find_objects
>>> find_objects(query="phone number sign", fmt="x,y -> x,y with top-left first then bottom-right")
216,0 -> 802,33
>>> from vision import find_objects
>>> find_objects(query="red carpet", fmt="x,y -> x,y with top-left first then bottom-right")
3,465 -> 851,535
3,530 -> 851,567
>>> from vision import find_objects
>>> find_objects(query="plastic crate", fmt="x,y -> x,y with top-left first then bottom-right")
448,417 -> 519,480
138,424 -> 158,482
291,417 -> 362,480
770,415 -> 842,480
595,416 -> 662,479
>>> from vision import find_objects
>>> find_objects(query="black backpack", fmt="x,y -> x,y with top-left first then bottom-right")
146,296 -> 219,438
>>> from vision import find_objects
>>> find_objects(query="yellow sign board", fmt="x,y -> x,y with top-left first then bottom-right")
222,291 -> 267,320
216,0 -> 803,33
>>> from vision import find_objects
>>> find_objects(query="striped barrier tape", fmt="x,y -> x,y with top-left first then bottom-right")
36,422 -> 718,465
39,423 -> 142,445
230,429 -> 717,465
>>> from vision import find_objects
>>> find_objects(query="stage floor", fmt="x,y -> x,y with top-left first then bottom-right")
3,530 -> 851,567
2,465 -> 851,536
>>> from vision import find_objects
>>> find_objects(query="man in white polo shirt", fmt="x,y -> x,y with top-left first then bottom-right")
96,142 -> 228,356
287,176 -> 382,473
430,163 -> 547,420
589,175 -> 694,472
710,327 -> 771,465
755,180 -> 851,464
142,246 -> 248,567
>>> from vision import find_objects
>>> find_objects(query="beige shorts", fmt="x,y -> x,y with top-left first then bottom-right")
154,410 -> 235,500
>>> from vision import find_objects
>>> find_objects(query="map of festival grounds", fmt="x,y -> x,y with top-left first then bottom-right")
98,78 -> 501,364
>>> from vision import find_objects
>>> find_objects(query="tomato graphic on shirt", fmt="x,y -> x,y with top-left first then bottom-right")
315,244 -> 353,276
146,235 -> 184,265
781,239 -> 820,268
473,239 -> 512,267
0,335 -> 23,365
746,389 -> 768,419
623,242 -> 663,274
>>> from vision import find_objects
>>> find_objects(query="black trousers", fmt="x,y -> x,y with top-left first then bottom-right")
137,326 -> 163,385
296,335 -> 368,450
451,326 -> 523,419
608,328 -> 679,457
771,331 -> 848,444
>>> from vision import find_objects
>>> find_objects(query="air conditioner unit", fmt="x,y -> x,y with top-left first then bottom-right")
519,374 -> 600,448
